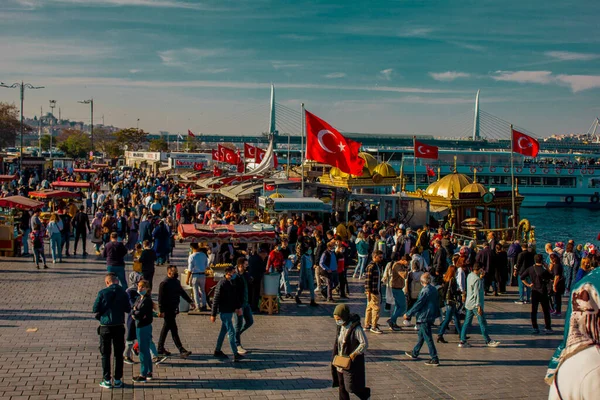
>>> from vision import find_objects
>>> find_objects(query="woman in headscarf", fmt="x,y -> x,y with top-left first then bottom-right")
331,304 -> 370,400
546,265 -> 600,399
152,219 -> 171,265
91,212 -> 104,255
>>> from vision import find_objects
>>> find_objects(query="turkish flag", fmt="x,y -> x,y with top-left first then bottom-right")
193,162 -> 203,171
305,110 -> 365,175
244,143 -> 256,159
426,165 -> 436,177
237,159 -> 245,173
213,164 -> 222,177
264,183 -> 275,191
188,129 -> 195,138
414,140 -> 438,160
512,129 -> 539,158
218,144 -> 238,165
211,149 -> 220,161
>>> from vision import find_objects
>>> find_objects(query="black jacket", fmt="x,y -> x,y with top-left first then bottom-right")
248,254 -> 267,279
93,284 -> 131,326
158,276 -> 192,314
103,241 -> 128,267
516,250 -> 536,276
132,294 -> 154,328
139,248 -> 157,274
72,211 -> 90,231
211,278 -> 243,317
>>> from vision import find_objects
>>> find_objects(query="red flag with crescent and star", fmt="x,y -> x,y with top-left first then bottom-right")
211,149 -> 220,161
218,144 -> 238,165
244,143 -> 256,159
512,129 -> 539,158
414,140 -> 438,160
305,110 -> 364,175
188,129 -> 196,138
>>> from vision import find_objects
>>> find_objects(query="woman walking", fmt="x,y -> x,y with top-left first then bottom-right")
131,279 -> 155,383
437,265 -> 462,343
46,213 -> 63,264
30,223 -> 48,269
331,304 -> 370,400
353,232 -> 369,279
91,212 -> 103,255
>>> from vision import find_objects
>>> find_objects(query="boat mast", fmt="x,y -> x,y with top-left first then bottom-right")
472,89 -> 480,141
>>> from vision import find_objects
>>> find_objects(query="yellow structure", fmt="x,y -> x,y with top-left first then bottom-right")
319,153 -> 403,189
407,170 -> 525,239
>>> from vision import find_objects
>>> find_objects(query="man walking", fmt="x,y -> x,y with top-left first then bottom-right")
157,265 -> 193,358
520,254 -> 553,334
102,232 -> 128,287
403,272 -> 440,366
319,242 -> 338,302
72,205 -> 90,256
459,263 -> 501,348
211,266 -> 244,362
364,250 -> 384,334
93,273 -> 131,389
233,257 -> 254,355
187,243 -> 208,312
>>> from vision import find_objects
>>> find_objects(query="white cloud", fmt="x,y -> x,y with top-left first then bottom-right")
545,51 -> 599,61
271,61 -> 302,70
129,69 -> 141,74
158,48 -> 226,68
324,72 -> 346,79
379,69 -> 393,81
278,34 -> 315,41
429,71 -> 471,82
556,74 -> 600,92
448,41 -> 486,52
491,70 -> 554,84
16,0 -> 213,10
397,28 -> 433,38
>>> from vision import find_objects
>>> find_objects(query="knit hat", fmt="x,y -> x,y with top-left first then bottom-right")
333,304 -> 350,322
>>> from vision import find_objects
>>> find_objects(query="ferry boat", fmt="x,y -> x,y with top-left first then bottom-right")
388,150 -> 600,208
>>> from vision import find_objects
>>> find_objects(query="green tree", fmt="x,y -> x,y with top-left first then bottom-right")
149,137 -> 169,152
0,102 -> 21,148
104,142 -> 124,158
57,128 -> 92,158
40,135 -> 51,150
115,128 -> 149,151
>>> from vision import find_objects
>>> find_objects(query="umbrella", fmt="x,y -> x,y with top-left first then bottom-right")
29,190 -> 82,199
0,196 -> 44,210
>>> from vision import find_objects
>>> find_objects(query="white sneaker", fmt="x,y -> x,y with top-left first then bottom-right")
486,340 -> 501,348
414,325 -> 418,330
402,320 -> 412,326
237,345 -> 248,355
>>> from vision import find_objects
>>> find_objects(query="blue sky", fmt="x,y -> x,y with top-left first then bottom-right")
1,0 -> 599,137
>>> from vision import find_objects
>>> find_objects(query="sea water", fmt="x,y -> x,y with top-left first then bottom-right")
522,208 -> 600,247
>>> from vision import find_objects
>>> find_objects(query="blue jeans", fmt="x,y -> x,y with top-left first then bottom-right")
460,308 -> 491,343
411,322 -> 438,361
438,303 -> 461,336
136,324 -> 153,377
216,312 -> 237,355
280,269 -> 292,295
353,256 -> 368,278
107,266 -> 127,287
518,277 -> 531,302
564,266 -> 577,292
390,288 -> 407,325
23,228 -> 30,254
33,247 -> 46,266
50,232 -> 62,262
234,305 -> 254,346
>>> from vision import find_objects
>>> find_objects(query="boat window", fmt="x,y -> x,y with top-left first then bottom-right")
544,177 -> 558,186
530,177 -> 543,186
590,178 -> 600,188
559,177 -> 576,187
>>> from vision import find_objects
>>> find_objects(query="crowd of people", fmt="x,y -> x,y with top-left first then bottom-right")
5,165 -> 600,399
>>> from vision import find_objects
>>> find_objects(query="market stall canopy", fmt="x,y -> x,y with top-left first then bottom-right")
258,196 -> 333,213
178,223 -> 277,244
51,181 -> 92,189
0,196 -> 44,210
29,190 -> 83,199
0,174 -> 17,182
92,163 -> 109,168
73,169 -> 98,174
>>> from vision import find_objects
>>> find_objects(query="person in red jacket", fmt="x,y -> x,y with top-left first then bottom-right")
266,245 -> 284,273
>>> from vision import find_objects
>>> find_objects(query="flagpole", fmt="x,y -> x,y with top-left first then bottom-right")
301,103 -> 305,196
510,124 -> 516,229
413,136 -> 417,191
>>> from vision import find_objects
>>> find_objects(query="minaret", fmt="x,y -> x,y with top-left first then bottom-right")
472,89 -> 480,140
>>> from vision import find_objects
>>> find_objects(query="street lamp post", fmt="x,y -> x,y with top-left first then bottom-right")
49,100 -> 56,160
0,81 -> 44,168
78,99 -> 94,148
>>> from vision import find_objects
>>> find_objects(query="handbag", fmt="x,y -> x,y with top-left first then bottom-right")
332,355 -> 351,370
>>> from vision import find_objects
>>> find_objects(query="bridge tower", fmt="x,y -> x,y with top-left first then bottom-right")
472,89 -> 480,141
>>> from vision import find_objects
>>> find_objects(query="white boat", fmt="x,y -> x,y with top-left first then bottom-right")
394,150 -> 599,208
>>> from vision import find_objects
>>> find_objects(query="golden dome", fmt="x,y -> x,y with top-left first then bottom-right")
269,192 -> 285,199
329,167 -> 349,179
461,182 -> 487,196
373,162 -> 397,178
425,172 -> 472,199
358,152 -> 378,175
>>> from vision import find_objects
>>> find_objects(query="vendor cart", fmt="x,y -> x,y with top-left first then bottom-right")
0,196 -> 44,256
177,223 -> 277,306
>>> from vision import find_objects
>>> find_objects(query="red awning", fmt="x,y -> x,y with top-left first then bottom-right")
92,163 -> 109,167
178,224 -> 276,244
51,181 -> 91,188
0,196 -> 44,210
29,190 -> 83,199
0,174 -> 17,182
73,169 -> 98,174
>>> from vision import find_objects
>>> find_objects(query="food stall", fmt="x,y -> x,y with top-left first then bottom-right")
50,181 -> 95,194
177,223 -> 277,311
0,196 -> 44,256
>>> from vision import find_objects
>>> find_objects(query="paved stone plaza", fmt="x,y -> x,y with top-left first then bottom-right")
0,243 -> 560,399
